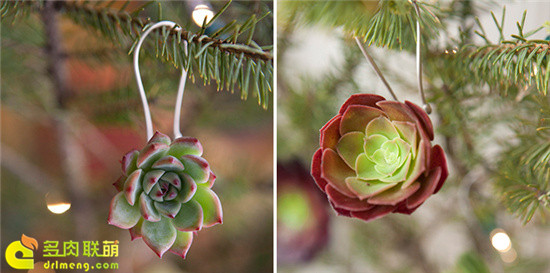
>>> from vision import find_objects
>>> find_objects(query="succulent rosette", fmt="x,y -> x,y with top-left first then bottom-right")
277,160 -> 329,264
109,131 -> 222,258
311,94 -> 448,221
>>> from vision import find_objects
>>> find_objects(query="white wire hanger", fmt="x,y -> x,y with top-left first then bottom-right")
133,21 -> 189,141
354,0 -> 431,114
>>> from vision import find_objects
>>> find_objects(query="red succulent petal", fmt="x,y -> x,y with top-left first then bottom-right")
339,105 -> 387,135
320,115 -> 342,149
367,182 -> 420,206
351,205 -> 395,222
376,100 -> 419,124
326,185 -> 374,211
330,204 -> 352,217
338,94 -> 386,114
405,101 -> 434,140
311,149 -> 328,192
394,201 -> 418,215
430,145 -> 448,194
320,149 -> 357,197
406,167 -> 441,209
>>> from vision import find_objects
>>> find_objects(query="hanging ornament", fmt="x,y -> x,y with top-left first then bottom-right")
310,2 -> 448,221
108,21 -> 222,258
310,94 -> 447,221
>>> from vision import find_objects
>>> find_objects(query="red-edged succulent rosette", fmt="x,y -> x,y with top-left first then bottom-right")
311,94 -> 448,221
108,132 -> 222,258
277,160 -> 329,264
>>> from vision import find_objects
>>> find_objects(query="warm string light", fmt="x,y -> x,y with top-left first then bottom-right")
490,228 -> 517,263
45,192 -> 71,214
491,230 -> 511,252
192,4 -> 214,27
47,203 -> 71,214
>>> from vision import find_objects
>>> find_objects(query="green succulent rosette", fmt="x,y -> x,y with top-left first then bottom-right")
108,131 -> 222,258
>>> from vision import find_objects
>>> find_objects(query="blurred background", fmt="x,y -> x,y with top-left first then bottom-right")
277,1 -> 550,272
1,1 -> 273,272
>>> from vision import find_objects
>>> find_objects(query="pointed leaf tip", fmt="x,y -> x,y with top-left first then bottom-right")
139,193 -> 161,222
109,192 -> 141,229
148,131 -> 171,145
173,200 -> 203,231
180,155 -> 211,184
121,150 -> 139,175
169,231 -> 193,259
137,143 -> 170,169
123,169 -> 143,206
169,137 -> 203,157
194,186 -> 223,227
141,218 -> 177,258
152,156 -> 185,172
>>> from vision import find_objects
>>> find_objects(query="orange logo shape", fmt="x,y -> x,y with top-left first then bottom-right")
21,234 -> 39,250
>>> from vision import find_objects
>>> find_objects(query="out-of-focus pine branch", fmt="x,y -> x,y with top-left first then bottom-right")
279,0 -> 442,51
494,95 -> 550,224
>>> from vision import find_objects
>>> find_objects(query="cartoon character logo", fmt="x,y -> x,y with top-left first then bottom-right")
5,234 -> 38,270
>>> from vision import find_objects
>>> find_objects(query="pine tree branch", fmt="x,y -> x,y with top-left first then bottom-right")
280,0 -> 442,51
58,1 -> 273,61
457,40 -> 550,96
2,0 -> 274,109
454,8 -> 550,96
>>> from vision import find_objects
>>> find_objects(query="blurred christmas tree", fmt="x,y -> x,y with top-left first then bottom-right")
277,0 -> 549,272
1,1 -> 273,272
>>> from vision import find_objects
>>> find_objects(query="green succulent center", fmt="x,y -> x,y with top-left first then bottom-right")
337,116 -> 418,185
144,171 -> 183,202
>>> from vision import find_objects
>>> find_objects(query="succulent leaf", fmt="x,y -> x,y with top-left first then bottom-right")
123,169 -> 143,206
137,143 -> 169,169
193,186 -> 223,227
169,231 -> 194,258
169,137 -> 203,157
320,116 -> 341,149
154,201 -> 182,219
336,131 -> 365,169
339,105 -> 386,135
176,173 -> 197,203
161,172 -> 182,190
367,182 -> 421,205
148,131 -> 172,145
152,156 -> 185,172
320,149 -> 357,197
129,219 -> 144,241
141,218 -> 177,258
205,172 -> 216,188
366,116 -> 400,139
346,177 -> 398,199
142,170 -> 165,194
108,192 -> 141,229
139,193 -> 161,222
122,150 -> 139,176
172,200 -> 203,231
180,155 -> 210,184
